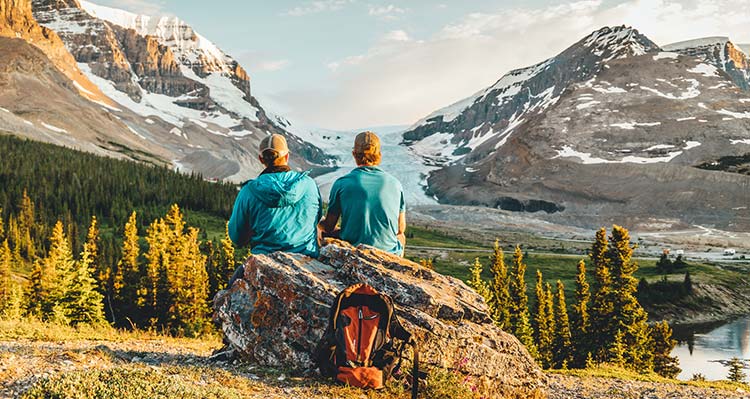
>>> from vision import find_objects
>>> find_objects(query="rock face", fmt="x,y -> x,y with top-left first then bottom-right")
214,241 -> 546,399
664,37 -> 750,91
402,26 -> 750,231
0,0 -> 337,182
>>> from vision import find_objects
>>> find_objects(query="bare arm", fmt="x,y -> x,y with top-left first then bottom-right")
318,208 -> 341,237
397,211 -> 406,252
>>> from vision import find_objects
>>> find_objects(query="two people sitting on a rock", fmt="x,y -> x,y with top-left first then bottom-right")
227,131 -> 406,283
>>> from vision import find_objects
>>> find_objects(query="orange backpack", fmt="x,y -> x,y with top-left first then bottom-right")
314,284 -> 419,397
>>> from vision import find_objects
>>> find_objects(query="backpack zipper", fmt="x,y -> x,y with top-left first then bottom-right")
357,306 -> 363,362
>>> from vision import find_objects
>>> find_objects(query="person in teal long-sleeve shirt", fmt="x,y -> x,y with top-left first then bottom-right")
226,134 -> 322,286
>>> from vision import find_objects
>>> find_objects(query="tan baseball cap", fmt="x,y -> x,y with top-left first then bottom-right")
259,134 -> 289,157
354,131 -> 380,154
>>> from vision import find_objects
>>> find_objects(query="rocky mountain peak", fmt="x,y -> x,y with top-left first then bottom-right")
580,25 -> 659,60
664,36 -> 750,90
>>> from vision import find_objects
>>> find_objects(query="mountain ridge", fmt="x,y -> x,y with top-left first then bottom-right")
402,26 -> 750,231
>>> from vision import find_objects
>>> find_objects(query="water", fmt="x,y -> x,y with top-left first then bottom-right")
672,317 -> 750,380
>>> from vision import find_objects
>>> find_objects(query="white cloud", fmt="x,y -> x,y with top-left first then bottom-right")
283,0 -> 354,16
256,60 -> 290,72
368,4 -> 407,20
278,0 -> 750,129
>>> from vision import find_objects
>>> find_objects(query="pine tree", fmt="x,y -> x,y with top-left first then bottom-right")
684,271 -> 693,294
572,259 -> 591,366
534,270 -> 553,367
143,217 -> 169,325
553,280 -> 573,369
61,242 -> 106,325
467,258 -> 491,304
509,246 -> 537,358
83,217 -> 104,293
26,260 -> 44,317
608,329 -> 626,367
115,211 -> 140,325
607,225 -> 653,371
0,240 -> 11,313
0,208 -> 5,240
178,227 -> 209,335
651,321 -> 680,378
727,358 -> 746,383
488,240 -> 511,329
42,221 -> 75,324
589,228 -> 614,361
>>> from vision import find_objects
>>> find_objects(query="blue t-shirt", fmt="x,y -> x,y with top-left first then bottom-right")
228,170 -> 321,257
328,166 -> 405,254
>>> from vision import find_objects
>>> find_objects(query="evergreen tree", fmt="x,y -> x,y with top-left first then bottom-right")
553,280 -> 573,368
143,217 -> 169,325
467,258 -> 491,304
41,221 -> 75,324
651,321 -> 680,378
608,329 -> 626,367
534,270 -> 553,367
727,358 -> 746,383
0,240 -> 11,313
26,260 -> 44,317
116,211 -> 140,324
488,240 -> 511,329
0,208 -> 5,240
572,260 -> 591,366
61,241 -> 106,325
83,217 -> 104,292
607,225 -> 653,371
509,246 -> 537,358
589,228 -> 614,361
684,271 -> 693,294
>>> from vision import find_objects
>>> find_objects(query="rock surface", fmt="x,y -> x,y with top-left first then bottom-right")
214,241 -> 546,399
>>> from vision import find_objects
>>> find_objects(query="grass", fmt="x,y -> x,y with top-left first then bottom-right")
551,364 -> 750,392
1,319 -> 477,399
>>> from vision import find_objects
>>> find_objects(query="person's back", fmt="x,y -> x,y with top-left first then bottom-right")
228,134 -> 322,258
320,131 -> 406,255
229,170 -> 320,257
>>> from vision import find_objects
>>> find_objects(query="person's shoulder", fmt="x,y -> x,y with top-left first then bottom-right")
380,169 -> 404,190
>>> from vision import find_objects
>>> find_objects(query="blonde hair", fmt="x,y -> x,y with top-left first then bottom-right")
354,151 -> 381,166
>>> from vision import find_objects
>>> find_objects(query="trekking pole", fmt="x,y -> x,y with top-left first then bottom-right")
411,340 -> 419,399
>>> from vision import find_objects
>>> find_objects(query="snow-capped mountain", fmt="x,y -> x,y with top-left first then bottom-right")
663,37 -> 750,91
403,26 -> 659,166
15,0 -> 333,182
403,26 -> 750,231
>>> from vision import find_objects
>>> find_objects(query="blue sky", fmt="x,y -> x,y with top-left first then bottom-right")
91,0 -> 750,129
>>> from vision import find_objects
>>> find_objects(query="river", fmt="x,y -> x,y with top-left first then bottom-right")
672,317 -> 750,380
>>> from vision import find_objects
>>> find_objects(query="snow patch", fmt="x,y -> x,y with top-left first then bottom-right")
730,139 -> 750,145
610,122 -> 661,129
717,109 -> 750,119
41,122 -> 68,134
127,125 -> 146,140
0,107 -> 9,113
653,52 -> 679,60
576,100 -> 600,110
688,63 -> 719,77
676,117 -> 696,121
684,141 -> 701,150
640,79 -> 700,100
645,144 -> 676,151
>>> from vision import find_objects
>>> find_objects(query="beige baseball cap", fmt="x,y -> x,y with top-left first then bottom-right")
259,134 -> 289,157
354,131 -> 380,154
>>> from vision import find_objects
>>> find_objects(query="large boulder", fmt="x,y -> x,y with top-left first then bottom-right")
213,241 -> 546,398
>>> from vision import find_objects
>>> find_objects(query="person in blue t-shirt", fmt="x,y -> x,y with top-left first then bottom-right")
319,131 -> 406,255
226,133 -> 322,286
